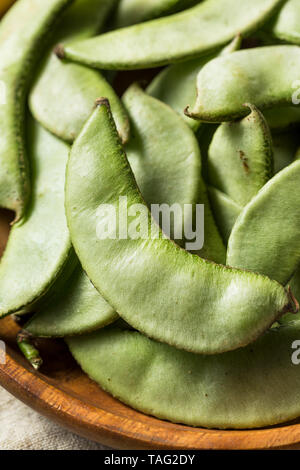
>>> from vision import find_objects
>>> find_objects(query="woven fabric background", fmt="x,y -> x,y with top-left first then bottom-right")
0,386 -> 112,450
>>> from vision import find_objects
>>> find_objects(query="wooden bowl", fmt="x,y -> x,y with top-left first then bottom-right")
1,211 -> 300,449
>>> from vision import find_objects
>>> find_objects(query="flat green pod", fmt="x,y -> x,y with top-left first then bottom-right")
26,83 -> 224,338
206,111 -> 298,244
123,84 -> 225,263
0,0 -> 72,221
272,131 -> 300,174
29,0 -> 129,144
208,104 -> 273,207
208,187 -> 241,244
0,118 -> 74,318
68,321 -> 300,429
147,36 -> 242,131
65,100 -> 296,355
270,0 -> 300,45
187,46 -> 300,122
227,160 -> 300,286
112,0 -> 200,28
60,0 -> 283,70
25,268 -> 118,338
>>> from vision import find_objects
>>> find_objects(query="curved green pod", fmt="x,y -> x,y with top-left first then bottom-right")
208,187 -> 241,244
29,0 -> 129,144
65,100 -> 296,355
60,0 -> 283,70
0,0 -> 72,221
68,321 -> 300,429
0,118 -> 74,318
187,46 -> 300,122
25,267 -> 118,338
123,84 -> 225,263
208,104 -> 273,207
26,83 -> 224,338
227,160 -> 300,286
270,0 -> 300,45
147,35 -> 242,131
112,0 -> 201,29
206,105 -> 273,244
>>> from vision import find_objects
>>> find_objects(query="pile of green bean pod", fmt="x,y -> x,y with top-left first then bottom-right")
1,0 -> 300,430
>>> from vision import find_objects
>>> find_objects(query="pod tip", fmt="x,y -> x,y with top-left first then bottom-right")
54,43 -> 65,60
184,105 -> 191,117
11,206 -> 23,225
95,97 -> 110,108
243,102 -> 256,113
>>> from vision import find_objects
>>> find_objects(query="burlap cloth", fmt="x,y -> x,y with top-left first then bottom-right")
0,386 -> 111,450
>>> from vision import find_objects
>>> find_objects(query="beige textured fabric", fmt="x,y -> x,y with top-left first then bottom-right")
0,386 -> 111,450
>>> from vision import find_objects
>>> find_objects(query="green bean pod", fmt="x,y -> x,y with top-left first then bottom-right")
123,83 -> 225,263
0,0 -> 73,220
187,46 -> 300,122
227,160 -> 300,285
270,0 -> 300,45
29,0 -> 129,144
60,0 -> 283,70
25,268 -> 118,338
112,0 -> 200,29
0,118 -> 75,318
147,35 -> 242,131
25,83 -> 223,338
68,321 -> 300,429
208,104 -> 273,207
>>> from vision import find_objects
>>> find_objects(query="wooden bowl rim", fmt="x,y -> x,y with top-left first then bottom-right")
1,345 -> 300,450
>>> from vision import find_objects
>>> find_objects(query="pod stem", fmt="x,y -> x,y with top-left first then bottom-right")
17,330 -> 43,370
95,97 -> 110,108
54,43 -> 65,60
